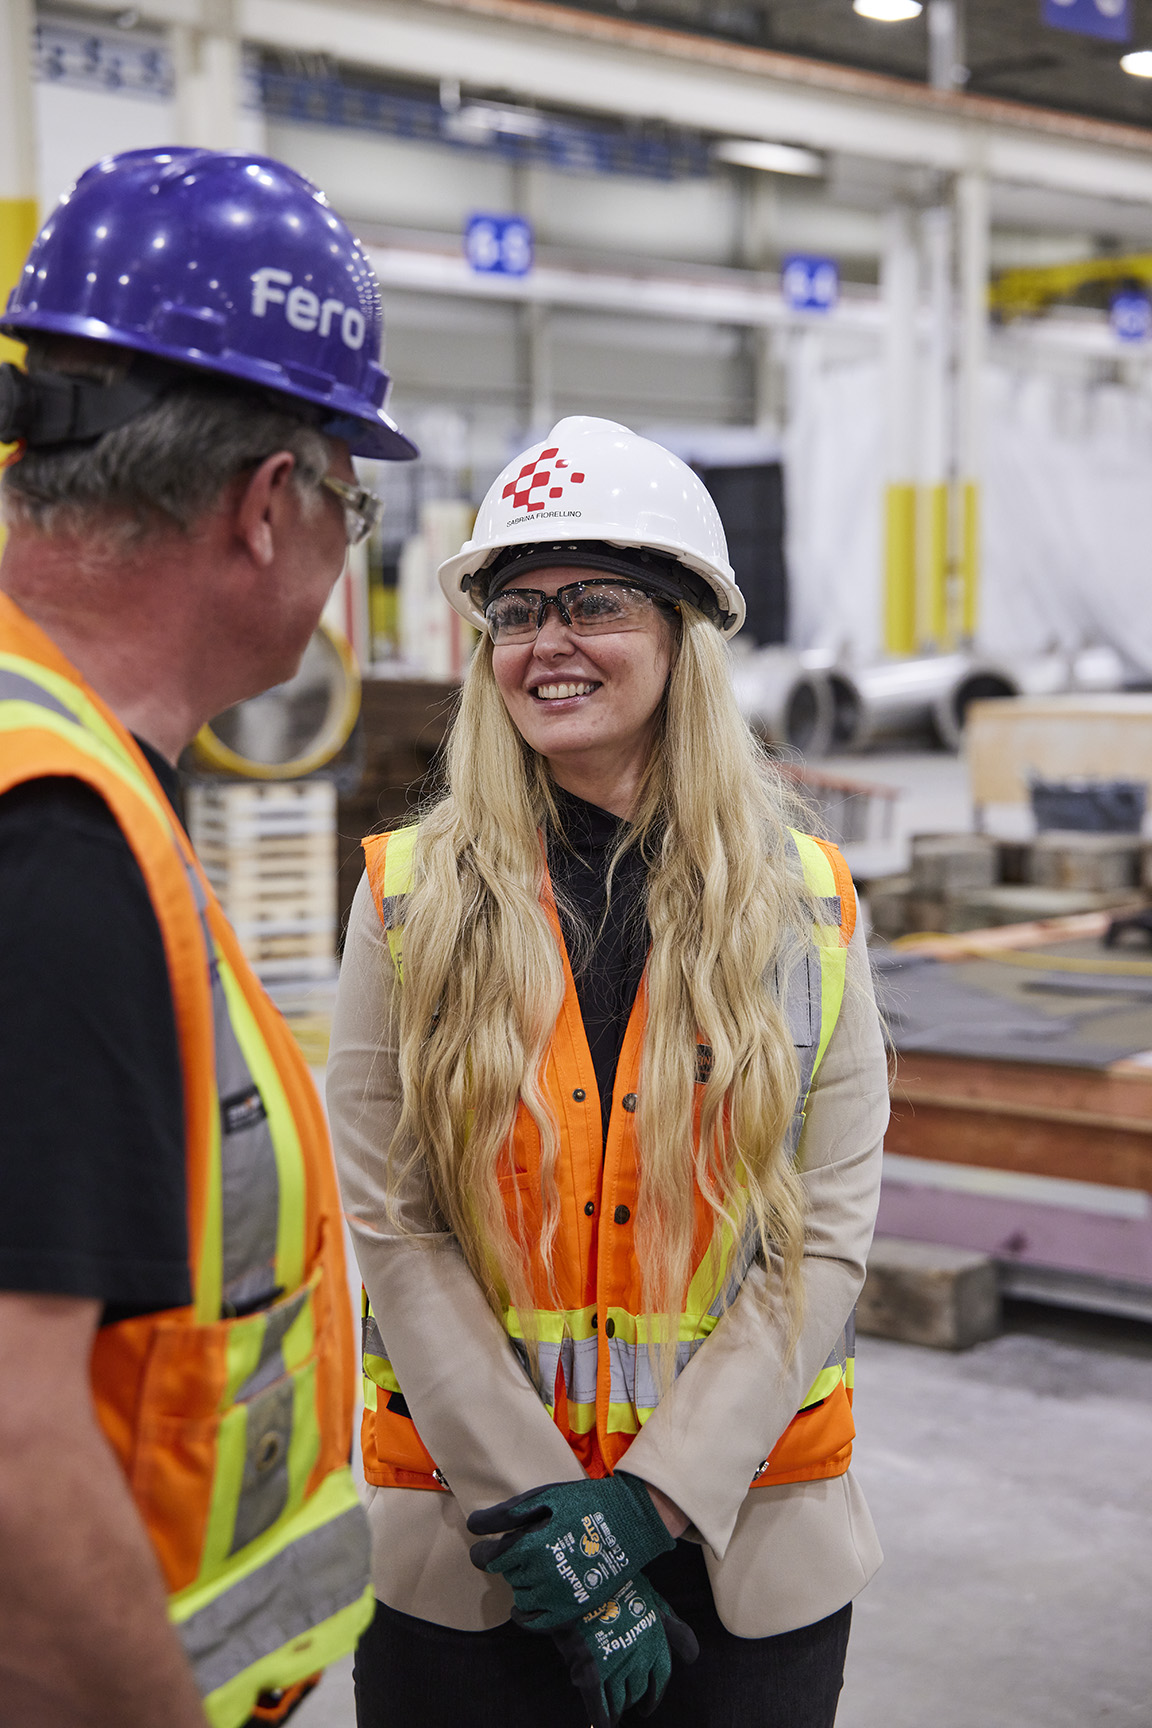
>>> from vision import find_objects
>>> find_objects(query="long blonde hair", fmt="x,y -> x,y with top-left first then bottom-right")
388,608 -> 814,1381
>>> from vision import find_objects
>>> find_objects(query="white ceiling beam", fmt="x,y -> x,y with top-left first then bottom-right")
235,0 -> 1152,203
56,0 -> 1152,203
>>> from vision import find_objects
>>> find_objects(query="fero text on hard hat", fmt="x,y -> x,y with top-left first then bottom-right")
250,267 -> 367,349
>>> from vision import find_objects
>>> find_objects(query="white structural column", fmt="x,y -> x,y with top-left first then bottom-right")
0,0 -> 38,523
881,204 -> 919,656
0,0 -> 38,357
170,0 -> 243,151
956,165 -> 989,642
920,202 -> 953,647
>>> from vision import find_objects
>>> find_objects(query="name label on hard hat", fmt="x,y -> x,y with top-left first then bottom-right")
250,267 -> 366,350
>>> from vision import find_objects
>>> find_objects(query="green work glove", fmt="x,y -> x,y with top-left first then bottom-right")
550,1575 -> 698,1728
466,1472 -> 676,1629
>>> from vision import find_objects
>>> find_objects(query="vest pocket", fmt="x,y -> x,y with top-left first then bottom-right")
129,1224 -> 341,1595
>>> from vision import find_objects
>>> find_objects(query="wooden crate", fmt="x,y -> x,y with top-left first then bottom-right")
187,778 -> 338,982
966,695 -> 1152,812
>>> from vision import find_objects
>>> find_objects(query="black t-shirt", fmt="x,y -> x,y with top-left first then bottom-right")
547,787 -> 651,1144
0,741 -> 190,1323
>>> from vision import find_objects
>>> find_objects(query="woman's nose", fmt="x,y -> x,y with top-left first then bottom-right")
534,601 -> 576,654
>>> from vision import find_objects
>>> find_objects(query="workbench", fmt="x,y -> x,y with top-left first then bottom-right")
878,916 -> 1152,1319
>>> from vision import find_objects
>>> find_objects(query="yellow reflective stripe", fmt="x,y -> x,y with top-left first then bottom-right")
0,700 -> 173,828
282,1287 -> 315,1371
380,823 -> 419,975
171,1466 -> 363,1624
286,1359 -> 321,1516
200,1586 -> 375,1728
215,952 -> 306,1298
603,1308 -> 719,1347
364,1354 -> 401,1394
845,1357 -> 855,1392
813,922 -> 848,1077
607,1402 -> 643,1436
362,1376 -> 379,1412
0,652 -> 153,781
505,1303 -> 597,1343
174,1468 -> 371,1727
800,1363 -> 847,1409
197,1092 -> 225,1326
223,1310 -> 269,1409
788,828 -> 837,900
200,1403 -> 250,1578
565,1401 -> 597,1435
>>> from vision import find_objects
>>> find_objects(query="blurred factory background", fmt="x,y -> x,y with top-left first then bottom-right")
4,3 -> 1152,1724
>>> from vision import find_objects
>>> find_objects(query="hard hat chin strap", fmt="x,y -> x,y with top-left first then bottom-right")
0,361 -> 172,450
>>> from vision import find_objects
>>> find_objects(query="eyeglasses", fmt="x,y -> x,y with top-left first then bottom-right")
321,474 -> 384,546
484,579 -> 676,644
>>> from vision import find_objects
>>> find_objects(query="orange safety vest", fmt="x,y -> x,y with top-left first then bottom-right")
358,820 -> 858,1496
0,596 -> 372,1728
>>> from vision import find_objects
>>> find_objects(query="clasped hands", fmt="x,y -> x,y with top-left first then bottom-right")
467,1472 -> 698,1728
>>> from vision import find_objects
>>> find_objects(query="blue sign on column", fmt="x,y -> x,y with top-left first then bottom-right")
781,255 -> 839,314
1041,0 -> 1131,43
1111,291 -> 1152,342
464,214 -> 535,278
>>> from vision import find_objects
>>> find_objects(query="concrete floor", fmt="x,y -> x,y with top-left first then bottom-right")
293,1303 -> 1152,1727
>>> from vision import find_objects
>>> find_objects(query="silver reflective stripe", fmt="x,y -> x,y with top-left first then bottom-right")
818,895 -> 842,926
362,1312 -> 387,1361
379,893 -> 407,930
559,1334 -> 599,1406
179,1504 -> 370,1697
235,1287 -> 310,1404
210,968 -> 281,1312
0,669 -> 78,720
608,1337 -> 700,1410
230,1378 -> 294,1555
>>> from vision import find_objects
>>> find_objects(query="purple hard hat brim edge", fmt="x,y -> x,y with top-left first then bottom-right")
0,306 -> 419,462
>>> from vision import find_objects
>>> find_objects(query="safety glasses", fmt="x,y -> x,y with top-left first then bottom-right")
321,474 -> 384,546
484,579 -> 676,644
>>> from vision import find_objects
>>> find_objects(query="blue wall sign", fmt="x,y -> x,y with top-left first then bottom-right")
1041,0 -> 1131,44
464,214 -> 534,277
1111,291 -> 1152,342
781,255 -> 839,314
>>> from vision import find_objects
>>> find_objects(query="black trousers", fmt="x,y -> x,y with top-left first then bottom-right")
353,1540 -> 852,1728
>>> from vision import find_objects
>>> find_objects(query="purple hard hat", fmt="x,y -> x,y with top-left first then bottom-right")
1,147 -> 417,461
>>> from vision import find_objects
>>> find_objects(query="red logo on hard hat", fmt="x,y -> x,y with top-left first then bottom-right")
502,448 -> 585,512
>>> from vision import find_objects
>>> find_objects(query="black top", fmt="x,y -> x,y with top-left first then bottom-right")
0,741 -> 190,1323
546,787 -> 651,1145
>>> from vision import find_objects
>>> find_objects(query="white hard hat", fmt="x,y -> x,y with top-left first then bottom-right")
438,416 -> 746,638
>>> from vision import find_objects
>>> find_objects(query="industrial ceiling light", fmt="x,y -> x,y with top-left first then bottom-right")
713,138 -> 823,176
853,0 -> 923,19
1121,49 -> 1152,76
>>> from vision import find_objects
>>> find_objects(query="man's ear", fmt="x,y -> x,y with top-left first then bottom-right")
235,452 -> 297,568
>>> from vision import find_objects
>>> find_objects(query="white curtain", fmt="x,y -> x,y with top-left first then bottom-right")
784,352 -> 1152,675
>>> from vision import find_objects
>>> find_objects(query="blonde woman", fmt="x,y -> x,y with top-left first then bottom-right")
328,418 -> 888,1728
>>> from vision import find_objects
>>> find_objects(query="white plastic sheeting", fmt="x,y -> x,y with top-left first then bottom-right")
784,353 -> 1152,675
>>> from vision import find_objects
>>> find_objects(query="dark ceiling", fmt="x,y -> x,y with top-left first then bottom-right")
536,0 -> 1152,131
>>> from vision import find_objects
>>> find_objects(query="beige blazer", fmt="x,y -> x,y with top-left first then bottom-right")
328,872 -> 889,1638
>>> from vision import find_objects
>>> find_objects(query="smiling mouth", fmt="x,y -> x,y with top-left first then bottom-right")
532,681 -> 600,701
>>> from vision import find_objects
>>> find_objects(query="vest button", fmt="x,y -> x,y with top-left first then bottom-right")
605,1318 -> 616,1338
584,1201 -> 596,1216
573,1088 -> 586,1102
614,1205 -> 630,1225
621,1093 -> 637,1112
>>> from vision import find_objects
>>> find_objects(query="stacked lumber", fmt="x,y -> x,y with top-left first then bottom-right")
186,780 -> 337,984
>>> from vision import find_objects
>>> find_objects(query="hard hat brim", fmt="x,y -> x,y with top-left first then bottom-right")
0,307 -> 419,462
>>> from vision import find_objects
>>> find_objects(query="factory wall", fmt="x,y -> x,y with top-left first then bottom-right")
26,13 -> 1152,676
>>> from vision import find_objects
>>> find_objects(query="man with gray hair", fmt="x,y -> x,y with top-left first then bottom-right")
0,148 -> 417,1727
